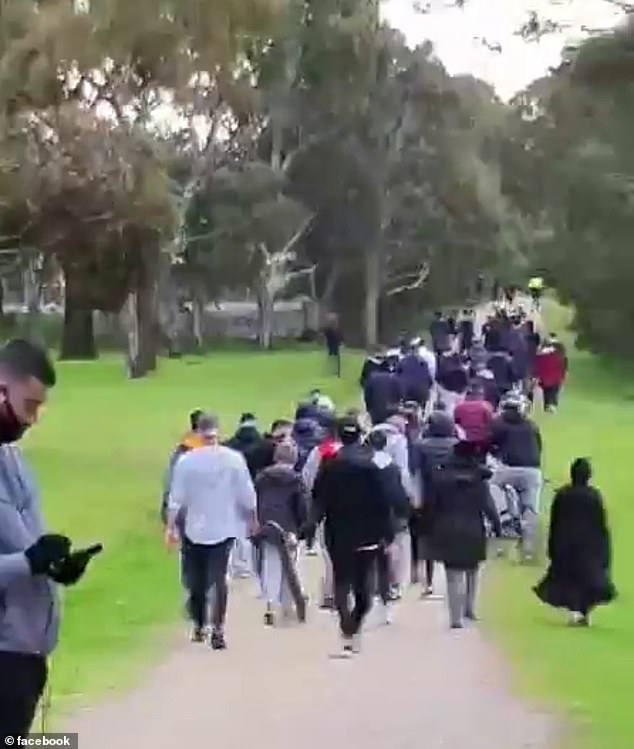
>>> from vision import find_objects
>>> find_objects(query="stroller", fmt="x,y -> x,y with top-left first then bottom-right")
486,457 -> 523,556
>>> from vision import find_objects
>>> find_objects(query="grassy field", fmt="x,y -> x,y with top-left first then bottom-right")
24,348 -> 362,715
485,304 -> 634,749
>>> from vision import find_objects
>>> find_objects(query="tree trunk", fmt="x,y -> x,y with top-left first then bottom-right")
192,294 -> 204,350
125,260 -> 158,379
256,287 -> 274,349
60,265 -> 97,360
364,246 -> 380,347
22,256 -> 44,345
157,253 -> 182,358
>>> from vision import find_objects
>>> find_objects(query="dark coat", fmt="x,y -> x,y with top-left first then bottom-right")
413,436 -> 457,535
459,318 -> 474,350
397,354 -> 432,403
437,354 -> 468,394
490,411 -> 542,468
430,319 -> 451,353
313,443 -> 392,560
487,351 -> 515,392
255,465 -> 309,535
364,371 -> 402,423
427,456 -> 501,569
225,426 -> 271,478
535,484 -> 616,612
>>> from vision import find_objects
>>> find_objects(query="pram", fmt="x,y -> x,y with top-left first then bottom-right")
487,457 -> 523,544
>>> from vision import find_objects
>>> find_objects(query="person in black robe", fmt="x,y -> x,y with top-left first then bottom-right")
534,458 -> 616,627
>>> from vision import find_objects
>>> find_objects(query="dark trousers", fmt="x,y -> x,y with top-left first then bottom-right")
543,385 -> 561,410
328,351 -> 341,378
0,651 -> 47,738
376,546 -> 391,605
182,537 -> 234,631
332,548 -> 377,637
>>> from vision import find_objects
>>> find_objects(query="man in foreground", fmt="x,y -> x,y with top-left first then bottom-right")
166,415 -> 258,650
0,340 -> 101,738
312,417 -> 392,655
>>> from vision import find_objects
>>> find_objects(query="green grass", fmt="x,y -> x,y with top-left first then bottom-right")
24,349 -> 362,716
485,302 -> 634,749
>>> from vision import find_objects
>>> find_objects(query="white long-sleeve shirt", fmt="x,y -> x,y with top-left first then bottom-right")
169,445 -> 256,545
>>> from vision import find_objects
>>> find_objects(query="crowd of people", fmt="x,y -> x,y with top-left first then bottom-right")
160,302 -> 614,657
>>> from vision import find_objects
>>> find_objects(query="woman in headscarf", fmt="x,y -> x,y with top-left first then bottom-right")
534,458 -> 616,627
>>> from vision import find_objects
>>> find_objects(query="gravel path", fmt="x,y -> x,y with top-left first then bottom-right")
66,559 -> 557,749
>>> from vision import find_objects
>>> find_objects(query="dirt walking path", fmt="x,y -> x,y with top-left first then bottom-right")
66,558 -> 557,749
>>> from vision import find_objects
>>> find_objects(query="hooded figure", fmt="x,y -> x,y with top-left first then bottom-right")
397,347 -> 433,407
363,362 -> 403,425
293,404 -> 323,471
412,412 -> 459,596
426,442 -> 501,628
534,459 -> 616,627
253,442 -> 309,625
225,413 -> 267,478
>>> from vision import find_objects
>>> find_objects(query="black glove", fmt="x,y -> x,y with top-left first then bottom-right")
50,544 -> 103,586
25,534 -> 72,576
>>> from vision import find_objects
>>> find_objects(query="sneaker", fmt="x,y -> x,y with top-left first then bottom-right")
450,622 -> 464,630
464,611 -> 479,622
381,603 -> 393,626
306,547 -> 319,557
210,631 -> 227,650
341,636 -> 354,657
264,611 -> 275,627
190,627 -> 206,643
297,596 -> 308,623
351,633 -> 362,654
320,597 -> 335,611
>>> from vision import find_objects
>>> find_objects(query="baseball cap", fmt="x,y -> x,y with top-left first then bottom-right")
338,415 -> 362,441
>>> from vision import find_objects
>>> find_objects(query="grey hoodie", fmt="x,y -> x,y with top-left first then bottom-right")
0,445 -> 59,655
371,423 -> 415,502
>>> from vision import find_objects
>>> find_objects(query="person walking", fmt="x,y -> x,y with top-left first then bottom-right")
534,337 -> 567,413
312,418 -> 392,655
397,342 -> 433,411
367,429 -> 411,624
371,413 -> 416,599
430,312 -> 451,356
534,458 -> 616,627
160,409 -> 205,525
454,383 -> 495,456
323,314 -> 343,378
489,396 -> 543,562
254,442 -> 309,626
225,412 -> 266,578
363,356 -> 403,425
302,415 -> 342,605
0,340 -> 102,739
427,442 -> 501,629
166,415 -> 258,650
413,411 -> 458,597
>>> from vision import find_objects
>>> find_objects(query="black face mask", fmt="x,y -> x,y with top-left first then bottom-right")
0,388 -> 28,444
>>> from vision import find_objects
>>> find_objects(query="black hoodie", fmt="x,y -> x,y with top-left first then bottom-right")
490,410 -> 542,468
255,464 -> 309,535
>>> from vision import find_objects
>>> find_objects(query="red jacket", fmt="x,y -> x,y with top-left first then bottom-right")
534,348 -> 565,388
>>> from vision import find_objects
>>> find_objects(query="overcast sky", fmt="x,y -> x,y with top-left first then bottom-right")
383,0 -> 623,99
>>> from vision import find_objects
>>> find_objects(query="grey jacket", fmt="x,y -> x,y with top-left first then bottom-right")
0,445 -> 59,655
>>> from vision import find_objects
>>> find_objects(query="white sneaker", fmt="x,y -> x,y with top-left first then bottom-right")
351,633 -> 362,654
382,603 -> 393,626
